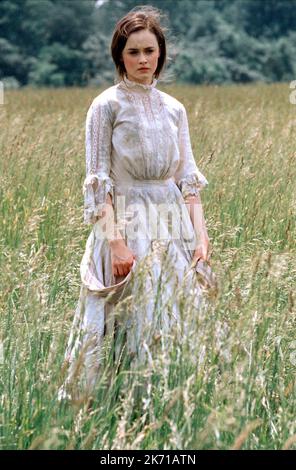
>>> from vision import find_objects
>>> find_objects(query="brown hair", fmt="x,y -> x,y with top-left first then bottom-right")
111,6 -> 167,80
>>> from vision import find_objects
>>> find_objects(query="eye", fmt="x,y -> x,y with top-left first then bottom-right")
129,49 -> 154,55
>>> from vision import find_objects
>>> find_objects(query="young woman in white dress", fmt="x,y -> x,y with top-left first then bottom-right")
59,7 -> 211,401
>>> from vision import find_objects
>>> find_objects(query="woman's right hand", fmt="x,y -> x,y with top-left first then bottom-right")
109,240 -> 136,277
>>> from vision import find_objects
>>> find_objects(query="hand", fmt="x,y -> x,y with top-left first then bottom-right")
110,240 -> 136,277
192,231 -> 211,265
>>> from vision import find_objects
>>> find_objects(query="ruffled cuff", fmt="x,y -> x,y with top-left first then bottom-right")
83,173 -> 114,224
177,171 -> 209,199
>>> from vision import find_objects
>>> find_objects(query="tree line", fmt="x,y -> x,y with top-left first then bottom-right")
1,0 -> 296,88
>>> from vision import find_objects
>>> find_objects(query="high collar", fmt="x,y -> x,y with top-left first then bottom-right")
120,74 -> 158,92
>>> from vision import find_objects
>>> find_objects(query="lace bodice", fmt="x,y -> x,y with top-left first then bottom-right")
83,75 -> 209,224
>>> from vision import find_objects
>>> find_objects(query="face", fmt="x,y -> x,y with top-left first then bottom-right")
121,29 -> 160,85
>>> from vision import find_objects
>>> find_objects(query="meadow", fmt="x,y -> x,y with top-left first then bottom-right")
0,81 -> 295,450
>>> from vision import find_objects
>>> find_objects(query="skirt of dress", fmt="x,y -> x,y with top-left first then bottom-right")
58,179 -> 209,401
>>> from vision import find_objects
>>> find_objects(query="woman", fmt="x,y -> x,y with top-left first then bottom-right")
59,6 -> 211,401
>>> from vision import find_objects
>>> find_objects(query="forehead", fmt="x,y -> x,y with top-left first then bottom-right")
125,29 -> 158,49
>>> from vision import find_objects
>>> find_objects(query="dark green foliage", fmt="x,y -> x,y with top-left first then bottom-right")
1,0 -> 296,86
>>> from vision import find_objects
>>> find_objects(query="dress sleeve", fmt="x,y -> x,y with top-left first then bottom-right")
174,104 -> 209,199
83,97 -> 114,224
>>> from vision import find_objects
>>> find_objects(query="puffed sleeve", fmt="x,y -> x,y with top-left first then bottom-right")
174,104 -> 209,199
83,96 -> 114,224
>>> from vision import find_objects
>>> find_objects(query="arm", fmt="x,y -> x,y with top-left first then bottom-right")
84,97 -> 134,275
104,193 -> 136,277
84,96 -> 115,224
184,193 -> 210,263
175,104 -> 210,262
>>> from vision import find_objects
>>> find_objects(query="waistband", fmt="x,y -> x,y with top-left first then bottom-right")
115,178 -> 173,187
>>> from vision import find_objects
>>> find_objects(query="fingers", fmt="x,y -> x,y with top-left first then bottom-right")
113,257 -> 134,277
110,246 -> 137,278
192,250 -> 210,265
117,265 -> 124,277
194,244 -> 212,263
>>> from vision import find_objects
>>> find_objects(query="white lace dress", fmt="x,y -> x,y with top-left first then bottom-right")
60,75 -> 209,398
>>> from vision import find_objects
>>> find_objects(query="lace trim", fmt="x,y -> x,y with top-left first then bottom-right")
120,74 -> 158,92
178,172 -> 209,199
86,100 -> 112,175
83,174 -> 114,224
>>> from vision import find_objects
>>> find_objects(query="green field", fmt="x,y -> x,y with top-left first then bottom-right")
0,83 -> 295,450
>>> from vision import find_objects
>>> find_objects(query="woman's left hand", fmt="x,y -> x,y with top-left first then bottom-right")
192,231 -> 211,264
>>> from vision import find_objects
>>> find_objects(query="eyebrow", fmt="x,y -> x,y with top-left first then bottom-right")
127,46 -> 155,51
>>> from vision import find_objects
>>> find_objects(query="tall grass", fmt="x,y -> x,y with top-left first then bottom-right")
0,82 -> 295,449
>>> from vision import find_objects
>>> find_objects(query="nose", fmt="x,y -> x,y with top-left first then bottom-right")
139,52 -> 148,64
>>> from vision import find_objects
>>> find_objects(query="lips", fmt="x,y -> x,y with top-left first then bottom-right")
138,68 -> 149,71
